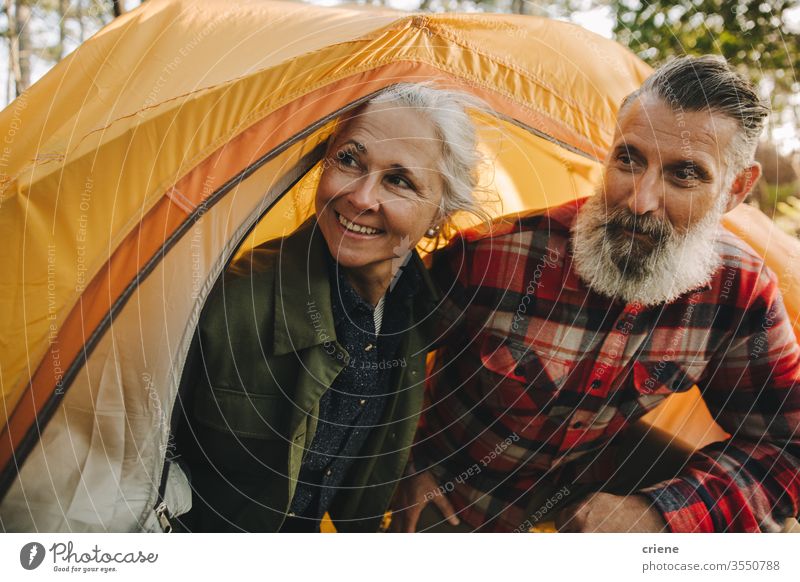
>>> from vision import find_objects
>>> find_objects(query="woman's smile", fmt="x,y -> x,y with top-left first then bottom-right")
335,211 -> 385,238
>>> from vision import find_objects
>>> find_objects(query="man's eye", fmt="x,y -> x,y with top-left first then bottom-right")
675,168 -> 698,183
617,154 -> 635,167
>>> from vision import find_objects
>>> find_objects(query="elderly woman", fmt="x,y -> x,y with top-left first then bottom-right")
175,84 -> 485,532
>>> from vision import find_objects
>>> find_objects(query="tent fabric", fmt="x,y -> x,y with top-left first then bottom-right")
0,0 -> 795,532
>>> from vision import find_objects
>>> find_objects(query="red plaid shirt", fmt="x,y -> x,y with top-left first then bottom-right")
414,198 -> 800,532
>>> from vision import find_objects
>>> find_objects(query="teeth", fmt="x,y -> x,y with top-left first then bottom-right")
337,213 -> 380,235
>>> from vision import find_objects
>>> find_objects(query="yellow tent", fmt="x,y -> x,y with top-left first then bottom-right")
0,0 -> 796,531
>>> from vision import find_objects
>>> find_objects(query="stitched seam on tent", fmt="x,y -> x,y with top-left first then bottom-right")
417,17 -> 615,133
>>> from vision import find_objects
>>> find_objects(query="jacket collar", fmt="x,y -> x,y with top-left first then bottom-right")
273,217 -> 336,356
272,217 -> 440,356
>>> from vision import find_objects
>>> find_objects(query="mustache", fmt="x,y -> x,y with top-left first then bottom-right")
602,207 -> 673,243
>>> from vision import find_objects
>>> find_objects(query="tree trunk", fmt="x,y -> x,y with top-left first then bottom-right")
57,0 -> 69,60
14,0 -> 32,94
77,0 -> 85,43
4,0 -> 25,97
3,0 -> 13,102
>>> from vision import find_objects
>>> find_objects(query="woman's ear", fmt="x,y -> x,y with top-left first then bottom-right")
725,162 -> 762,213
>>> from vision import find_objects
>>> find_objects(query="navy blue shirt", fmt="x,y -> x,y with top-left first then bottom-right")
281,254 -> 420,531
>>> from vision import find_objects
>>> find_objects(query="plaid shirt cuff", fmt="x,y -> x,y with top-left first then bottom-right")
639,479 -> 716,533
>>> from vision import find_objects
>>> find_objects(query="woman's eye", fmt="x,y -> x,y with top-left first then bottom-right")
618,154 -> 633,166
386,174 -> 413,190
336,151 -> 359,168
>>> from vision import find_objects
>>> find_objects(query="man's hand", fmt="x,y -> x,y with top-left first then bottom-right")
555,492 -> 667,532
390,469 -> 460,532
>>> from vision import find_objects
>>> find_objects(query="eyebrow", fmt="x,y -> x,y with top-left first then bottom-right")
388,164 -> 418,177
341,139 -> 366,153
614,143 -> 644,159
615,143 -> 713,181
340,140 -> 422,181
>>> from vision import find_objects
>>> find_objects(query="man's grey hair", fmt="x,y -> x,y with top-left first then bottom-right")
621,55 -> 770,178
330,82 -> 491,230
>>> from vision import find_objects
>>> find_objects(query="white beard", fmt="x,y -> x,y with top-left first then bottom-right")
571,192 -> 726,307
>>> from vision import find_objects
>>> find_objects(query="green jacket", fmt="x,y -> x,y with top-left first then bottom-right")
179,217 -> 439,532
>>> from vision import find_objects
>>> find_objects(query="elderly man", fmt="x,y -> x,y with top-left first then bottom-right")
393,55 -> 800,532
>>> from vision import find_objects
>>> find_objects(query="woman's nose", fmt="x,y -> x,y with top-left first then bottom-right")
346,173 -> 382,212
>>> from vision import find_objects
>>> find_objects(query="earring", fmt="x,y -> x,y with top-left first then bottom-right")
425,224 -> 441,238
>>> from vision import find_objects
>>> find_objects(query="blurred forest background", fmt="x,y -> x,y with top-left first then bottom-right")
2,0 -> 799,233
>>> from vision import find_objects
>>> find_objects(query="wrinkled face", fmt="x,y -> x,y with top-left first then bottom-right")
599,96 -> 739,276
315,102 -> 445,274
572,96 -> 741,305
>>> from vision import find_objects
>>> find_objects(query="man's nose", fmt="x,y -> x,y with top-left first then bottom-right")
346,173 -> 381,212
627,169 -> 662,215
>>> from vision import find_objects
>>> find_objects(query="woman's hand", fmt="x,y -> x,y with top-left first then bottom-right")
390,469 -> 460,532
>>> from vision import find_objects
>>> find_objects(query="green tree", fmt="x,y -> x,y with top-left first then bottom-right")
609,0 -> 800,120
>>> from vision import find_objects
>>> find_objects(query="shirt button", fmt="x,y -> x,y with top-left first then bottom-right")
590,379 -> 602,389
325,468 -> 332,476
287,512 -> 296,517
359,399 -> 366,406
365,343 -> 375,352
